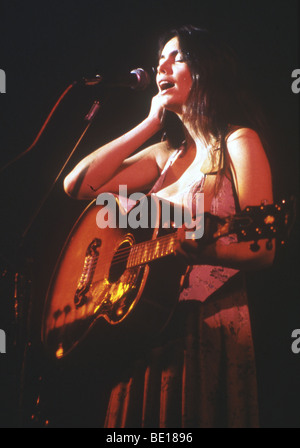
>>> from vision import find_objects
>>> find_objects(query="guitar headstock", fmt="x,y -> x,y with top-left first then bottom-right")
214,197 -> 297,252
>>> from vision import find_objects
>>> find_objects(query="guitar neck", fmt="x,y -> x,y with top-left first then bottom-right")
127,231 -> 178,268
126,198 -> 292,269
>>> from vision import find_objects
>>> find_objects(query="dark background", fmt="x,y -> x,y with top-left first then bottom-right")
0,0 -> 299,428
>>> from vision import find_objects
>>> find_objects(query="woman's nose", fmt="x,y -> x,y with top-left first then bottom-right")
157,58 -> 171,74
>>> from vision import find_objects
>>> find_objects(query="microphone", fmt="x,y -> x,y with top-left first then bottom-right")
83,68 -> 151,91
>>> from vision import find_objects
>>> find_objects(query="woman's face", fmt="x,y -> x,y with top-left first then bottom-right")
156,36 -> 193,115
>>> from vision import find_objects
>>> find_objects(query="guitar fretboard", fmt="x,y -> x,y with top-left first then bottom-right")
127,232 -> 178,268
125,199 -> 289,268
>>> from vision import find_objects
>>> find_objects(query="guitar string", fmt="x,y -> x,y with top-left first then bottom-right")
95,231 -> 178,261
50,233 -> 180,329
90,213 -> 279,265
80,212 -> 246,268
99,232 -> 177,264
80,213 -> 256,272
84,216 -> 278,274
109,232 -> 177,265
78,209 -> 275,274
81,232 -> 178,274
51,207 -> 283,328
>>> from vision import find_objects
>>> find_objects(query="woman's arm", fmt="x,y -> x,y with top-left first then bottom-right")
178,128 -> 276,270
226,127 -> 273,211
64,94 -> 167,199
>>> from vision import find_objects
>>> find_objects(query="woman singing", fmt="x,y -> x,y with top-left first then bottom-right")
64,25 -> 274,428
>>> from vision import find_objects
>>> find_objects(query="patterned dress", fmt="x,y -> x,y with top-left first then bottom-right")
103,147 -> 259,428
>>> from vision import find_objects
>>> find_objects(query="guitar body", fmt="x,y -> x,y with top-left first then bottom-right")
42,192 -> 293,361
42,195 -> 185,360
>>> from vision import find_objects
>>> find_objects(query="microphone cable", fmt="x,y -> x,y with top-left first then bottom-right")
0,81 -> 77,174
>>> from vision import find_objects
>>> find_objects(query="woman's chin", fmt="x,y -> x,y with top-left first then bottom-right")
163,102 -> 184,116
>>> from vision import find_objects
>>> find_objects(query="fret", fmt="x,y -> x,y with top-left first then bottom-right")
126,232 -> 177,269
162,241 -> 167,257
154,240 -> 160,259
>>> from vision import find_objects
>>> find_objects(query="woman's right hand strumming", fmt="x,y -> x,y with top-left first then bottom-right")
63,92 -> 167,200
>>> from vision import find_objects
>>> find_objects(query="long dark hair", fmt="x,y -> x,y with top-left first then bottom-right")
158,25 -> 269,179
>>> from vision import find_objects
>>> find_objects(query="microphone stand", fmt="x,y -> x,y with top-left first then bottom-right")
13,99 -> 101,427
20,100 -> 100,243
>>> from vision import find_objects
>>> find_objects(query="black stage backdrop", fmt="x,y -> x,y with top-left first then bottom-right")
0,0 -> 299,428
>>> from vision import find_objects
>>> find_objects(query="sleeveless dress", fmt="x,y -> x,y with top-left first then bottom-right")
102,148 -> 259,428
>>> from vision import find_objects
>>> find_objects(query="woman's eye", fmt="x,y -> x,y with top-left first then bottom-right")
175,54 -> 185,62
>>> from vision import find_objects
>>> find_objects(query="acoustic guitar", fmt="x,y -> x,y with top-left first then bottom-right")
41,194 -> 294,360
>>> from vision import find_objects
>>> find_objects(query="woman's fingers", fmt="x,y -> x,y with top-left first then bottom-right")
174,226 -> 199,264
148,93 -> 165,125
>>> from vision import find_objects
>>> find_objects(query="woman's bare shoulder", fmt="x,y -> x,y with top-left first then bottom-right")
151,140 -> 177,171
226,126 -> 261,144
226,127 -> 267,163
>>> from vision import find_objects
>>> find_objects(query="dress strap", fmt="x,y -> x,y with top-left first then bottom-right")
149,148 -> 183,194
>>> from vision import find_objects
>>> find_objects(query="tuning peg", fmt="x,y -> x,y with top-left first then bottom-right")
64,305 -> 72,316
250,241 -> 260,252
53,309 -> 63,321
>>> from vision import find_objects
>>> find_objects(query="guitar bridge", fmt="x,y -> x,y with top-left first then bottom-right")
74,238 -> 101,308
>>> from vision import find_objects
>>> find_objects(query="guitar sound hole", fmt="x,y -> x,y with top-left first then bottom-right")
108,240 -> 132,283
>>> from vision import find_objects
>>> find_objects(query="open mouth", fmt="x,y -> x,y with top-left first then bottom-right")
159,81 -> 175,91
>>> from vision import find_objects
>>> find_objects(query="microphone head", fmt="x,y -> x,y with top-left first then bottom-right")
130,68 -> 151,90
82,68 -> 151,90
